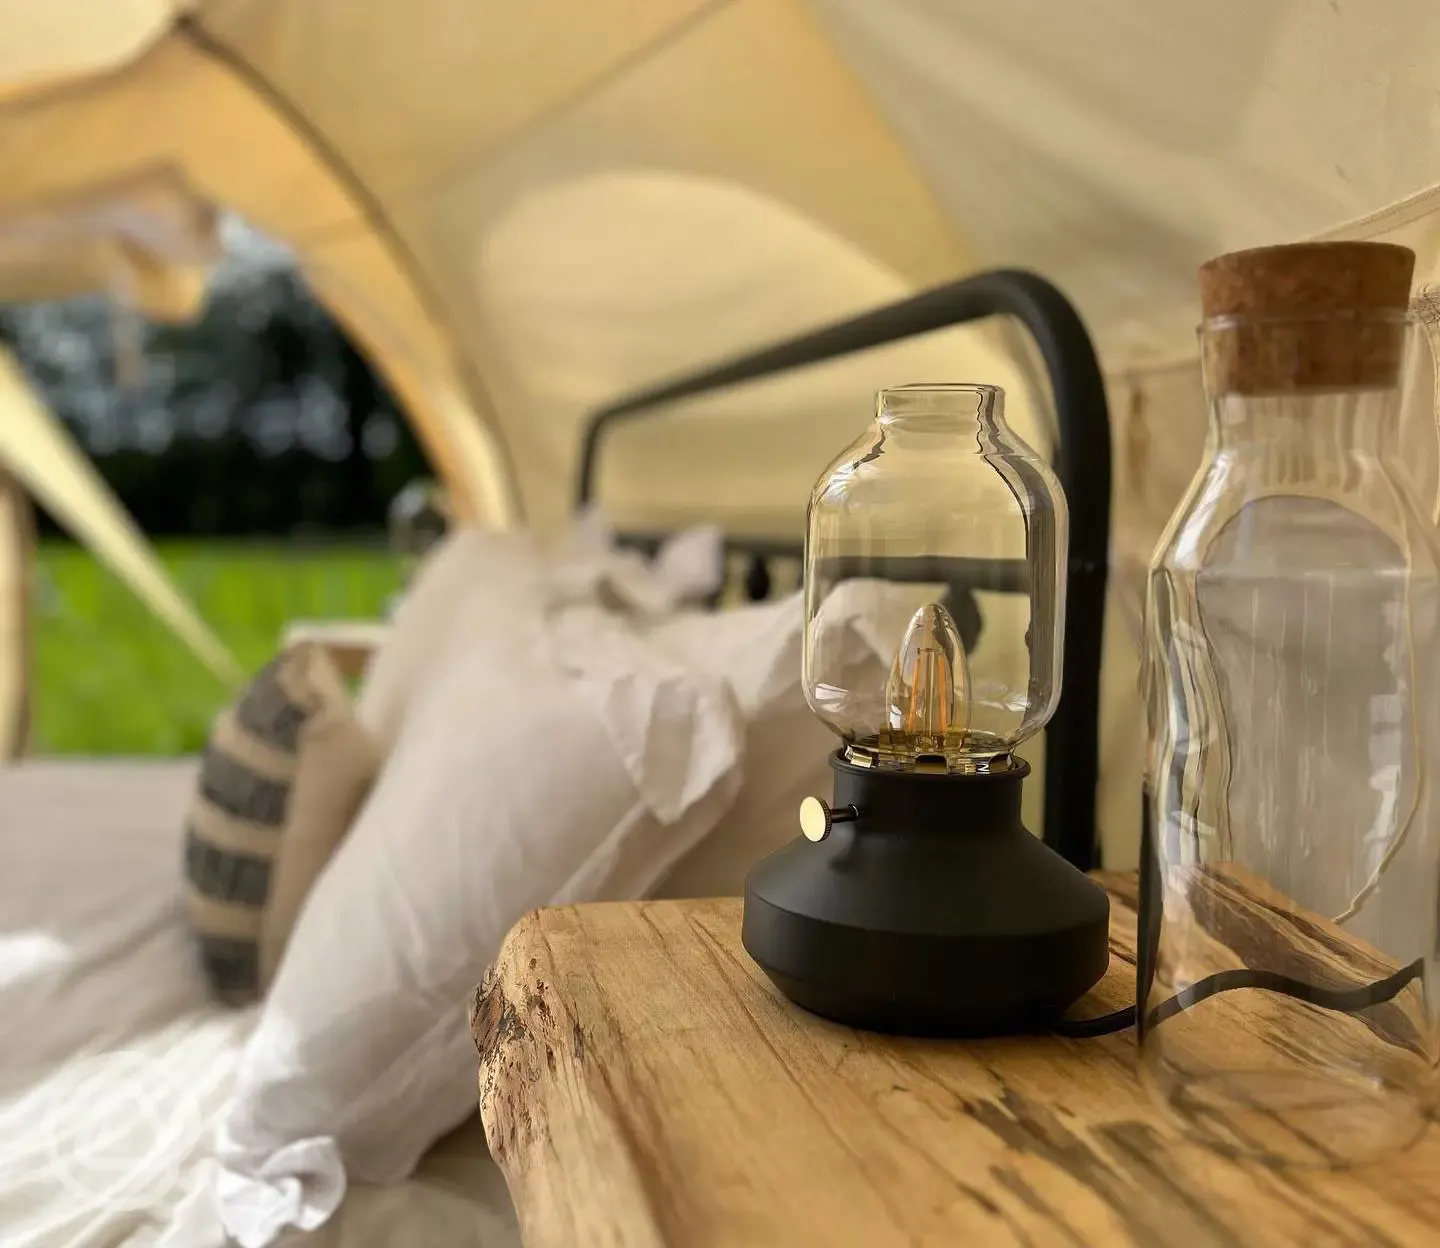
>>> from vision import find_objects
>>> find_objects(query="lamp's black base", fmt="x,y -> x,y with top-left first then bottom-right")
742,752 -> 1110,1037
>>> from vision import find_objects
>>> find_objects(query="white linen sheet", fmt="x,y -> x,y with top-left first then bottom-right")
0,760 -> 518,1248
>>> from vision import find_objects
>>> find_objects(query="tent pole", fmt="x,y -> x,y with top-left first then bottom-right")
0,466 -> 33,760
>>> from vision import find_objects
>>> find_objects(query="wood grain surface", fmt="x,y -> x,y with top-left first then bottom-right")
472,873 -> 1440,1247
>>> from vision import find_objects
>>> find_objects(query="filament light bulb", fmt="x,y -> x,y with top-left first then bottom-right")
883,602 -> 970,765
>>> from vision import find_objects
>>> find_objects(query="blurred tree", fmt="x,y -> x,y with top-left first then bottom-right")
0,218 -> 429,536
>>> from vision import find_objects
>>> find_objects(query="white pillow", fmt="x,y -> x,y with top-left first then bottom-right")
355,528 -> 544,752
356,518 -> 727,753
214,549 -> 913,1246
213,594 -> 746,1246
645,594 -> 836,899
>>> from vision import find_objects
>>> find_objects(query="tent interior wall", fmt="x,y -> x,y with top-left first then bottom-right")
3,0 -> 1440,872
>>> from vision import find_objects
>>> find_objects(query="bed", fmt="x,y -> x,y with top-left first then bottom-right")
0,759 -> 520,1248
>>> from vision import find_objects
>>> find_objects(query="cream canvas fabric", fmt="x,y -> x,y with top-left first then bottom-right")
0,0 -> 178,98
4,0 -> 1438,531
2,0 -> 1440,865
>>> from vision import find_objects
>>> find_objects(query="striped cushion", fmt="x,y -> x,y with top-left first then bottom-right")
184,642 -> 380,1004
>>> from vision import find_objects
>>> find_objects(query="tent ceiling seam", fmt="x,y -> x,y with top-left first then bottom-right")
173,14 -> 524,522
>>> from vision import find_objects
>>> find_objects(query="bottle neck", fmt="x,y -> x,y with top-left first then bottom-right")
876,384 -> 1003,441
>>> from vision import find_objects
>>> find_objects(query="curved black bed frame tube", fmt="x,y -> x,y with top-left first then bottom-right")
576,269 -> 1111,871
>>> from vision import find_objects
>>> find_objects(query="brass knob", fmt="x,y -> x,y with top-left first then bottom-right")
798,796 -> 859,843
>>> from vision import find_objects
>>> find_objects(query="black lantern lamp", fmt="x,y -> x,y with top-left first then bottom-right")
742,383 -> 1109,1036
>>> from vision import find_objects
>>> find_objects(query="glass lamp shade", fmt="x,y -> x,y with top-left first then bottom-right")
802,383 -> 1067,772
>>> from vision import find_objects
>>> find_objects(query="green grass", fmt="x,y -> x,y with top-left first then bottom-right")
32,541 -> 405,755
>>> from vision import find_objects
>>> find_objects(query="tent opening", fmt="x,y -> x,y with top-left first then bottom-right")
0,215 -> 432,757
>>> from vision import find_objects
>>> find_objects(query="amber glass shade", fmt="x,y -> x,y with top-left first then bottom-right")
802,384 -> 1067,773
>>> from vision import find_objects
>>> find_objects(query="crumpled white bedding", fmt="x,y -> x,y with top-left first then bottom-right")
0,759 -> 518,1248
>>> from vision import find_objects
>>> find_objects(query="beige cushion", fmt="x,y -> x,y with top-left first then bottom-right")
184,643 -> 380,1004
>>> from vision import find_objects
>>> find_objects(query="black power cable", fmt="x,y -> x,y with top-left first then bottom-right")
1053,959 -> 1424,1039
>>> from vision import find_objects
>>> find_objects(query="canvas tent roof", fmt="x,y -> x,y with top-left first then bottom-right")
5,0 -> 1434,532
2,0 -> 1440,862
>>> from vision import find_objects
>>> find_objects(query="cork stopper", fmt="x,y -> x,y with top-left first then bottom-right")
1197,242 -> 1414,394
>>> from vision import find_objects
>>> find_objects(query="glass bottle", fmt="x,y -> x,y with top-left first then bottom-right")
802,383 -> 1065,775
1141,242 -> 1440,1165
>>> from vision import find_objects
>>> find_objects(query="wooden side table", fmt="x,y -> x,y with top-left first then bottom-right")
471,873 -> 1440,1246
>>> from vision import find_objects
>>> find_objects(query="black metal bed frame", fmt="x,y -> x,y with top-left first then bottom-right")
575,269 -> 1111,871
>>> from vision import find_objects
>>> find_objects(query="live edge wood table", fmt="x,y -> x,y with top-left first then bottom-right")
470,872 -> 1440,1247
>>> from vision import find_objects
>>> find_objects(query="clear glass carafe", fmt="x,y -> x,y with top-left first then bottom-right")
1141,245 -> 1440,1165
